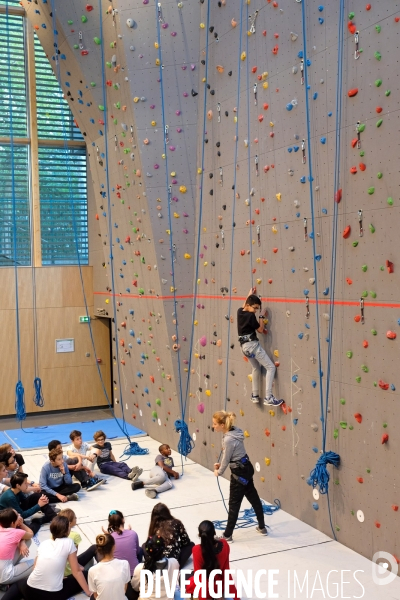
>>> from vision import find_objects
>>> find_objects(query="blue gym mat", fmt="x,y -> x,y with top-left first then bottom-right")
1,419 -> 146,450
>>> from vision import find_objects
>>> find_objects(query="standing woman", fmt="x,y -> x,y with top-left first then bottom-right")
212,411 -> 267,542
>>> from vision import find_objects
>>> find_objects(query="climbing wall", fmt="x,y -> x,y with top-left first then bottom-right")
24,0 -> 400,564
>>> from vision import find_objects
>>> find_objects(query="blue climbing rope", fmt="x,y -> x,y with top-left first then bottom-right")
46,1 -> 148,457
245,2 -> 254,290
213,483 -> 280,531
174,419 -> 195,459
33,378 -> 45,408
301,0 -> 340,538
154,0 -> 190,468
5,1 -> 26,422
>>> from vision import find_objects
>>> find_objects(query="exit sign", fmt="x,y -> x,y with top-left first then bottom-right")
79,316 -> 90,323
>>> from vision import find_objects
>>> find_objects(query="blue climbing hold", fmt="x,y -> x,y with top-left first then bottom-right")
304,289 -> 309,295
318,18 -> 324,24
292,375 -> 298,382
320,137 -> 326,144
136,372 -> 142,378
300,176 -> 306,183
129,329 -> 135,336
147,402 -> 151,407
288,147 -> 293,153
309,232 -> 314,239
296,212 -> 300,217
313,503 -> 319,511
318,5 -> 324,11
291,268 -> 296,273
116,237 -> 120,243
298,332 -> 304,339
328,112 -> 332,117
322,208 -> 328,214
144,387 -> 149,394
293,419 -> 298,425
311,380 -> 317,388
284,224 -> 289,229
315,255 -> 322,261
137,338 -> 141,344
305,323 -> 310,329
286,103 -> 293,111
293,146 -> 299,152
306,59 -> 312,66
298,50 -> 304,58
129,309 -> 134,315
322,287 -> 329,295
313,92 -> 318,100
391,384 -> 396,391
312,447 -> 319,453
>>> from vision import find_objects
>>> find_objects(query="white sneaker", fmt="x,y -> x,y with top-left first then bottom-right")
264,395 -> 284,406
128,468 -> 143,482
251,394 -> 260,404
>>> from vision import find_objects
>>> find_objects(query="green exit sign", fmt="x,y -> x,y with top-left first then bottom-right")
79,316 -> 90,323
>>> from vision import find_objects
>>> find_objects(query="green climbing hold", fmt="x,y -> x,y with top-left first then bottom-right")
93,37 -> 101,45
369,224 -> 375,233
90,82 -> 96,87
110,42 -> 116,48
359,150 -> 365,157
369,291 -> 376,298
73,44 -> 79,50
366,468 -> 371,473
138,288 -> 145,295
352,241 -> 359,247
380,265 -> 385,271
374,51 -> 381,60
387,197 -> 393,206
375,25 -> 381,33
385,89 -> 391,96
377,172 -> 383,179
375,79 -> 382,87
132,227 -> 138,233
98,105 -> 104,111
81,15 -> 88,23
340,398 -> 346,405
141,257 -> 145,264
383,422 -> 388,428
333,429 -> 339,439
160,387 -> 165,392
376,119 -> 383,127
151,411 -> 158,419
361,291 -> 368,297
340,421 -> 347,429
356,376 -> 361,383
361,265 -> 368,272
349,425 -> 354,430
351,510 -> 355,516
357,123 -> 365,133
361,364 -> 369,373
68,20 -> 73,25
346,351 -> 353,358
371,329 -> 377,336
113,84 -> 119,90
348,12 -> 355,19
115,102 -> 121,109
156,398 -> 161,406
134,272 -> 138,277
148,326 -> 152,331
374,381 -> 377,387
113,118 -> 118,125
368,187 -> 375,195
106,61 -> 112,68
335,526 -> 340,531
161,372 -> 165,379
152,349 -> 156,354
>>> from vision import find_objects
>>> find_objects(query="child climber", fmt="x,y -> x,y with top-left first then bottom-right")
238,288 -> 283,406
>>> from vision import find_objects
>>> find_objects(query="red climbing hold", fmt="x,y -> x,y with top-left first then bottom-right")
351,138 -> 358,148
268,279 -> 273,284
258,115 -> 264,122
387,331 -> 397,339
264,428 -> 270,437
125,236 -> 130,243
240,249 -> 245,256
281,403 -> 287,414
252,66 -> 257,73
354,413 -> 362,423
334,189 -> 342,203
359,162 -> 366,171
121,359 -> 125,365
363,340 -> 369,348
273,248 -> 278,253
262,30 -> 267,36
272,45 -> 279,55
381,433 -> 389,444
375,521 -> 381,528
346,278 -> 353,285
119,340 -> 125,346
263,103 -> 269,110
366,3 -> 371,9
149,375 -> 155,383
277,474 -> 281,480
121,321 -> 126,328
395,17 -> 400,23
81,50 -> 89,56
357,477 -> 364,483
86,4 -> 94,11
95,214 -> 99,220
379,380 -> 389,390
132,280 -> 138,287
348,88 -> 358,97
343,225 -> 351,238
348,21 -> 356,34
386,259 -> 394,273
354,315 -> 361,322
392,505 -> 399,511
350,166 -> 357,174
376,106 -> 382,113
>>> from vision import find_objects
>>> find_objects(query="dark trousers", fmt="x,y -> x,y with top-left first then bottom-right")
224,475 -> 265,537
99,461 -> 131,479
2,547 -> 96,600
20,494 -> 57,535
43,483 -> 81,504
66,458 -> 90,485
142,541 -> 194,568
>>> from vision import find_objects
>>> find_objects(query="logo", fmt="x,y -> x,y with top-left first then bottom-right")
372,551 -> 398,586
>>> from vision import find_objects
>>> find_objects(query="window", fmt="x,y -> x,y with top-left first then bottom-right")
0,5 -> 88,266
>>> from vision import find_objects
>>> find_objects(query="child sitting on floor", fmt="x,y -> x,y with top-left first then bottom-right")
131,444 -> 179,499
39,448 -> 81,503
92,430 -> 142,481
67,430 -> 98,471
48,440 -> 104,492
0,454 -> 40,494
58,508 -> 97,577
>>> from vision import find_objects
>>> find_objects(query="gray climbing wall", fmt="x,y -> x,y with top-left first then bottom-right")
24,0 -> 400,564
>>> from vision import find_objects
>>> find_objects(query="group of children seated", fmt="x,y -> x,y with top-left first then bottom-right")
0,431 -> 237,600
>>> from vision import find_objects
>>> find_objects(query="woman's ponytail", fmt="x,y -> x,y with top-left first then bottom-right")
198,520 -> 219,577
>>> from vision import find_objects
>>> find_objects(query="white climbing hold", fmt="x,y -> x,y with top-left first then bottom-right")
291,32 -> 298,41
292,65 -> 298,74
303,267 -> 309,272
286,310 -> 291,317
127,18 -> 136,28
313,488 -> 320,500
294,199 -> 300,207
255,462 -> 260,472
192,432 -> 197,441
130,46 -> 135,51
309,277 -> 315,284
323,313 -> 330,320
357,510 -> 364,523
111,55 -> 117,67
245,198 -> 250,206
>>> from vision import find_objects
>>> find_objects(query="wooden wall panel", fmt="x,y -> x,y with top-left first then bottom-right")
0,267 -> 110,416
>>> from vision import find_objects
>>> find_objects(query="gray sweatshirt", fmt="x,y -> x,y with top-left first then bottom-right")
218,427 -> 247,475
39,459 -> 73,496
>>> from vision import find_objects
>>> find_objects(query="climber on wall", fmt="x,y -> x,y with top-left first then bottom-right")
238,287 -> 283,406
212,410 -> 267,542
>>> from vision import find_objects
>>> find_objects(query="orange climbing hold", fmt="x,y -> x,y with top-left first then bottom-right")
346,278 -> 353,285
334,189 -> 342,203
149,375 -> 155,383
366,4 -> 371,10
258,115 -> 264,122
264,428 -> 270,437
277,474 -> 281,480
252,66 -> 257,73
392,505 -> 399,511
351,138 -> 358,148
382,433 -> 389,444
375,521 -> 381,528
387,331 -> 397,339
386,260 -> 394,273
376,106 -> 382,113
359,163 -> 366,171
348,21 -> 356,34
272,45 -> 279,55
343,225 -> 351,238
348,88 -> 358,97
350,166 -> 357,174
95,214 -> 99,220
357,477 -> 363,483
354,413 -> 362,423
273,248 -> 278,253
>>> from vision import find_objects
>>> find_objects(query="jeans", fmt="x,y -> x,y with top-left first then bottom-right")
142,466 -> 173,494
241,340 -> 276,397
224,473 -> 265,538
42,483 -> 81,504
99,461 -> 132,479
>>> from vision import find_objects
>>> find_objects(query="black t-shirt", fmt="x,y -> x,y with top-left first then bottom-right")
15,453 -> 25,467
92,442 -> 112,466
237,307 -> 259,337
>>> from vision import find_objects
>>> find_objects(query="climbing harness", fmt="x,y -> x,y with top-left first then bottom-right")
249,10 -> 258,34
354,31 -> 360,60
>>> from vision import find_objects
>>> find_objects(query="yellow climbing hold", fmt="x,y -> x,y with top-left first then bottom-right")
204,261 -> 208,266
269,410 -> 275,417
105,299 -> 110,304
154,42 -> 159,48
256,257 -> 261,263
272,226 -> 278,233
166,229 -> 171,235
202,77 -> 206,82
151,121 -> 156,126
269,122 -> 274,127
197,279 -> 201,284
256,278 -> 262,285
273,349 -> 279,357
170,171 -> 176,177
262,71 -> 268,80
265,457 -> 271,466
241,52 -> 246,61
260,476 -> 265,482
276,193 -> 281,201
247,374 -> 252,381
197,168 -> 202,174
162,154 -> 166,159
205,389 -> 211,396
234,116 -> 238,123
244,430 -> 250,438
179,185 -> 187,193
184,253 -> 191,259
240,409 -> 244,416
194,320 -> 198,325
133,97 -> 139,103
155,58 -> 160,65
200,22 -> 205,28
173,212 -> 180,218
263,81 -> 268,89
170,286 -> 175,292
